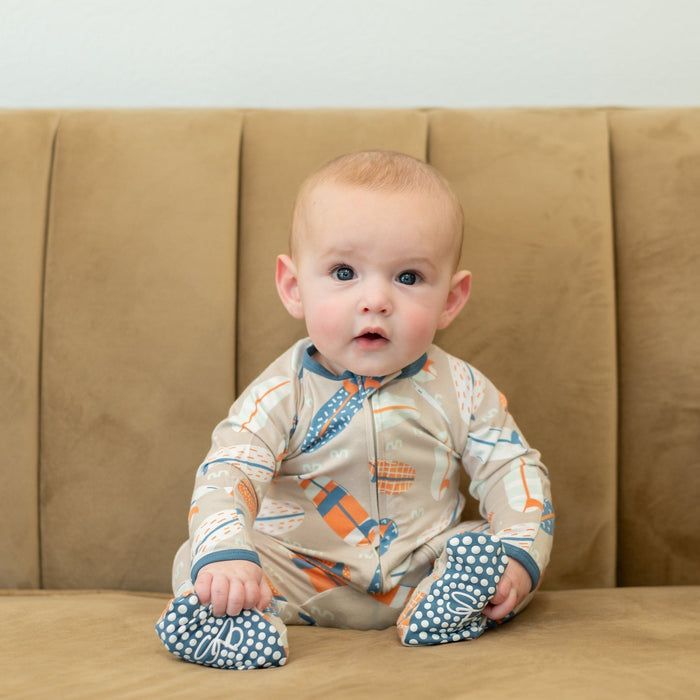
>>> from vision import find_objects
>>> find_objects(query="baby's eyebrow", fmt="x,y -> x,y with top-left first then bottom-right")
398,257 -> 439,273
319,245 -> 358,259
401,256 -> 435,267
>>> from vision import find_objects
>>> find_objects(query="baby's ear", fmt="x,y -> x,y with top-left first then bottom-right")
437,270 -> 471,330
276,255 -> 305,319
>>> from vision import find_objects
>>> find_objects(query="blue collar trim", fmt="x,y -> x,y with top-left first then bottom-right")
301,344 -> 427,383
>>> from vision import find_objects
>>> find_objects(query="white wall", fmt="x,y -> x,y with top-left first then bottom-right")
1,0 -> 699,108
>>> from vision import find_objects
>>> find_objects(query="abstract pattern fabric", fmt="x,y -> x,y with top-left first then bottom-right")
181,339 -> 554,607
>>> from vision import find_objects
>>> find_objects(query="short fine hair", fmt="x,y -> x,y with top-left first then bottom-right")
290,150 -> 464,264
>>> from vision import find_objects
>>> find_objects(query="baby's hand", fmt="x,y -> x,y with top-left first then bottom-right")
483,558 -> 532,621
194,560 -> 272,617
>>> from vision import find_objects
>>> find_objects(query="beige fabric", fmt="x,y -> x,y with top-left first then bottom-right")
236,109 -> 429,391
428,110 -> 618,590
0,111 -> 59,588
610,109 -> 700,586
2,589 -> 699,698
40,111 -> 244,591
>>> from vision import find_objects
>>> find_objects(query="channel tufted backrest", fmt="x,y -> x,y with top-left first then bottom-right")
1,108 -> 698,593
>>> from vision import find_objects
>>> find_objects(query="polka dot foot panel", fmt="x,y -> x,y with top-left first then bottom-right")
156,593 -> 288,669
397,532 -> 507,646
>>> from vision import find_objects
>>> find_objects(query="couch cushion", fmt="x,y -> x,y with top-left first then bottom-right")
428,109 -> 617,590
610,109 -> 700,586
40,111 -> 244,591
0,111 -> 59,588
1,588 -> 698,698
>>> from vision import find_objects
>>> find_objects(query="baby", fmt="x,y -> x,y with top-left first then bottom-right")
156,151 -> 554,669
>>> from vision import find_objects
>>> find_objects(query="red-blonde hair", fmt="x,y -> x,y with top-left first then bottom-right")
290,150 -> 464,266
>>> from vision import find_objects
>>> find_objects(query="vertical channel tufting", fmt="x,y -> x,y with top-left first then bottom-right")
429,109 -> 618,590
610,108 -> 700,586
0,110 -> 60,589
40,110 -> 244,591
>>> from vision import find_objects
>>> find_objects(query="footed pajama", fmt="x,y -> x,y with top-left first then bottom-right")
158,339 -> 554,667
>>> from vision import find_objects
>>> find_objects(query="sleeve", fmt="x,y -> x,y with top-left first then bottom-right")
455,361 -> 555,590
187,358 -> 299,583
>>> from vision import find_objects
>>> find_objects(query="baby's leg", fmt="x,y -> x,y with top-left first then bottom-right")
251,530 -> 404,630
396,529 -> 508,646
155,542 -> 288,670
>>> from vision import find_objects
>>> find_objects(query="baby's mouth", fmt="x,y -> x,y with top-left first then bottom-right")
355,330 -> 389,347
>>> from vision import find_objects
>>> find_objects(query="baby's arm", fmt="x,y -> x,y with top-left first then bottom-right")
457,362 -> 554,602
483,558 -> 531,620
187,357 -> 301,615
194,559 -> 272,617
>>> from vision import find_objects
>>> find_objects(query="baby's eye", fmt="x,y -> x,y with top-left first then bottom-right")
332,266 -> 355,281
397,271 -> 420,285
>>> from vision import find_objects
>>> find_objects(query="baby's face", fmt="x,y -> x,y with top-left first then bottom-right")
289,183 -> 466,376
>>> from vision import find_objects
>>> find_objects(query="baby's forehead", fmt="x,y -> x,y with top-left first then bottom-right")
298,180 -> 456,230
294,183 -> 462,265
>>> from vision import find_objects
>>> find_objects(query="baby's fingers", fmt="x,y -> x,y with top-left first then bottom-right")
258,577 -> 273,611
194,570 -> 213,606
224,579 -> 249,617
483,576 -> 516,620
207,573 -> 239,616
237,578 -> 273,614
483,587 -> 517,620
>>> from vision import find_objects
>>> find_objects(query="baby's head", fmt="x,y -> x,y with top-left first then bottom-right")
290,150 -> 464,268
277,151 -> 471,377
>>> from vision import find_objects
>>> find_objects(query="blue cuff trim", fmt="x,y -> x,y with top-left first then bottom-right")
502,543 -> 540,592
191,549 -> 261,582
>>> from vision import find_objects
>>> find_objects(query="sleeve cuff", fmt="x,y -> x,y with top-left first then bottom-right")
190,549 -> 261,582
502,543 -> 540,591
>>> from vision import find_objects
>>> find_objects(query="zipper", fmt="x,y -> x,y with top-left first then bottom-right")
365,386 -> 381,547
360,379 -> 383,594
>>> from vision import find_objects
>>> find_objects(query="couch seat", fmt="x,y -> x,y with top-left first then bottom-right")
1,587 -> 698,698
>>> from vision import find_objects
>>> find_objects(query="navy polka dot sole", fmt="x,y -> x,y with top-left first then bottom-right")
397,532 -> 507,646
156,594 -> 288,669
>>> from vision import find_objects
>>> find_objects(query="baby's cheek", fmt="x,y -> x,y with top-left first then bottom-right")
306,305 -> 343,339
403,309 -> 437,344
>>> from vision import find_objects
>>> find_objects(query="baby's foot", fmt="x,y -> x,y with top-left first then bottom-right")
397,532 -> 507,646
156,593 -> 288,669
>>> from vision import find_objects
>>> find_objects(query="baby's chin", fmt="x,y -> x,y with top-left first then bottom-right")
314,352 -> 397,378
313,339 -> 430,378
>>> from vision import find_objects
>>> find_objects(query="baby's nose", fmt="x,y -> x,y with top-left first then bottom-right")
359,281 -> 392,315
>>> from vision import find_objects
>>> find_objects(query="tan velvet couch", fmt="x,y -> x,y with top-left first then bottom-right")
1,108 -> 699,698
